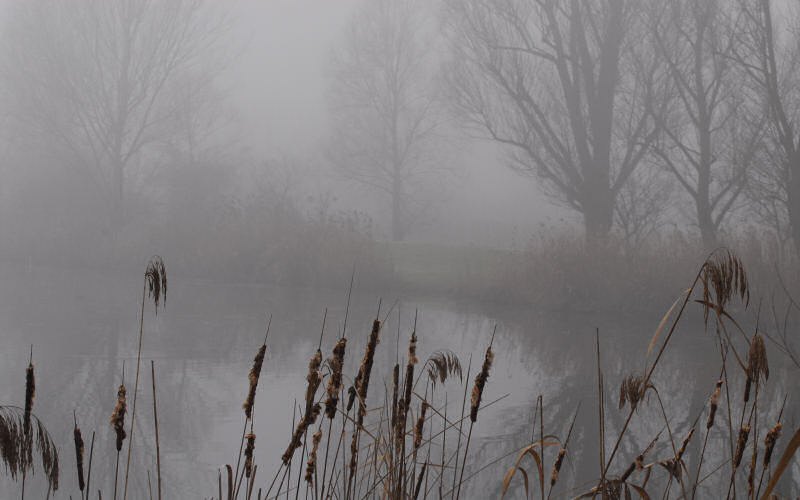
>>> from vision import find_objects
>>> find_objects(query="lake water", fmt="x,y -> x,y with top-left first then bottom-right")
0,265 -> 795,498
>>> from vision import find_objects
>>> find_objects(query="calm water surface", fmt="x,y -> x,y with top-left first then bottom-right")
0,266 -> 795,498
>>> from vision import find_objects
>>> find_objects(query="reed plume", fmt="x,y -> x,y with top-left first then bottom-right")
745,333 -> 769,402
424,350 -> 462,388
324,338 -> 347,419
243,345 -> 266,420
618,374 -> 648,412
0,405 -> 59,491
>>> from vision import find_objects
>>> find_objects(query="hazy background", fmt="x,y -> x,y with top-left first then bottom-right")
0,0 -> 799,498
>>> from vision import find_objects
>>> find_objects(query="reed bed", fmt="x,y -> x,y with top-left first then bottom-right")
2,251 -> 800,498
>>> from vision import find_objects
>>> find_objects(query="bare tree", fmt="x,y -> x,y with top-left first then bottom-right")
732,0 -> 800,259
327,0 -> 449,241
444,0 -> 664,243
0,0 -> 225,232
648,0 -> 759,248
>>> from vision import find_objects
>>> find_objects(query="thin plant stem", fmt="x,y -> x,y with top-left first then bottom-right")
123,274 -> 148,500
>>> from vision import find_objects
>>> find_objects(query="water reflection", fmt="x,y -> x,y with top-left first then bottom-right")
0,266 -> 796,498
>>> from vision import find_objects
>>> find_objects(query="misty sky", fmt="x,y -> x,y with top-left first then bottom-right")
224,0 -> 563,246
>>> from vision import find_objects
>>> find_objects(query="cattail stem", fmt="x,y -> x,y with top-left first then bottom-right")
85,432 -> 95,500
123,274 -> 148,500
151,361 -> 162,500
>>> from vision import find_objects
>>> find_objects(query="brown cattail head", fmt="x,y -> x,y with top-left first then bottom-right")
747,443 -> 758,497
24,363 -> 35,436
763,422 -> 782,468
677,428 -> 694,459
734,424 -> 751,468
305,429 -> 322,485
355,319 -> 381,424
110,385 -> 127,451
324,338 -> 347,419
304,350 -> 323,417
73,423 -> 85,491
244,433 -> 256,478
413,400 -> 429,451
243,345 -> 267,420
470,344 -> 494,423
550,448 -> 566,487
282,403 -> 322,465
707,380 -> 722,430
408,330 -> 418,366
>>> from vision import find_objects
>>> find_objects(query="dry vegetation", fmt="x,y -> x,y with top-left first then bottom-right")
1,251 -> 800,499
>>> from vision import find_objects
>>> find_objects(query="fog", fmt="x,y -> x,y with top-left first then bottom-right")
0,0 -> 799,498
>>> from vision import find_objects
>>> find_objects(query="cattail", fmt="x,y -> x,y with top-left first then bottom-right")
305,429 -> 322,485
305,350 -> 323,415
733,424 -> 751,468
747,445 -> 757,497
110,385 -> 127,451
763,422 -> 782,468
24,362 -> 35,437
325,339 -> 347,419
74,421 -> 85,492
243,345 -> 266,420
677,428 -> 694,459
281,348 -> 324,465
390,364 -> 399,430
244,433 -> 256,478
707,380 -> 722,429
395,331 -> 418,451
470,344 -> 494,422
550,448 -> 566,486
355,319 -> 381,423
413,401 -> 429,451
282,404 -> 322,464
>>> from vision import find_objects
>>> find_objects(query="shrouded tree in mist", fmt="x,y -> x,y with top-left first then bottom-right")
732,0 -> 800,259
327,0 -> 449,242
0,0 -> 225,237
648,0 -> 759,249
444,0 -> 663,244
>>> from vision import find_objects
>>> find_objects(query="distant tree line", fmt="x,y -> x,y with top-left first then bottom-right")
3,0 -> 800,265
